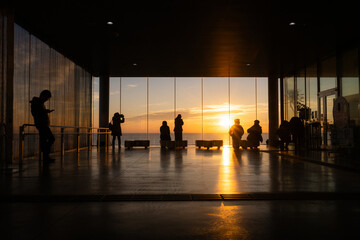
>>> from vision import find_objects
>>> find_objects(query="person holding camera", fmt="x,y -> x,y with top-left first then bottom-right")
109,112 -> 125,149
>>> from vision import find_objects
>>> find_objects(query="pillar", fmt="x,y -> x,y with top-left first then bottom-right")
4,8 -> 14,165
99,75 -> 109,146
268,75 -> 279,146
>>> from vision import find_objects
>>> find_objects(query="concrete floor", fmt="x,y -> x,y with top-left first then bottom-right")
1,146 -> 360,239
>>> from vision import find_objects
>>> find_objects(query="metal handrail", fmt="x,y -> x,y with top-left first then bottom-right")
19,124 -> 111,163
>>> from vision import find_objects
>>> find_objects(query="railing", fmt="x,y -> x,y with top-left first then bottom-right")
19,124 -> 111,163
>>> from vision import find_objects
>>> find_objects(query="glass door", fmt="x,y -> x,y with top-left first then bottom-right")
318,90 -> 337,147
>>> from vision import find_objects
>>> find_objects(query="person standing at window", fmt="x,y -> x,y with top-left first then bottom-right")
174,114 -> 184,141
109,112 -> 125,149
229,119 -> 244,150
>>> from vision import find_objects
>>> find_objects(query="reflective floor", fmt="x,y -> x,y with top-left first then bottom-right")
1,146 -> 360,239
3,146 -> 360,195
2,201 -> 360,239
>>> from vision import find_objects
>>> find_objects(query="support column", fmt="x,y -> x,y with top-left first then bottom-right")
99,75 -> 109,146
268,75 -> 279,147
5,9 -> 14,165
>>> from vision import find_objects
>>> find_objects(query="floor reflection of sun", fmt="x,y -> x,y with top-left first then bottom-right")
218,146 -> 237,193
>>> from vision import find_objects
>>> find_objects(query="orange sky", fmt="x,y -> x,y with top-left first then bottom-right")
93,77 -> 269,134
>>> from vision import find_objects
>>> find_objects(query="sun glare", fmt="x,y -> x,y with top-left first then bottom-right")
218,116 -> 231,129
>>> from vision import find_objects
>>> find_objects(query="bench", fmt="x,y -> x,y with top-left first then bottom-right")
231,140 -> 248,149
160,140 -> 188,149
195,140 -> 223,150
125,140 -> 150,149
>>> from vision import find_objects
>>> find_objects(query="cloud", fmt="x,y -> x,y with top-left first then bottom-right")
127,84 -> 137,88
124,103 -> 268,122
110,90 -> 120,96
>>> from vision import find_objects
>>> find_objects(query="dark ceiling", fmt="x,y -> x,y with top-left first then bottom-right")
9,0 -> 360,77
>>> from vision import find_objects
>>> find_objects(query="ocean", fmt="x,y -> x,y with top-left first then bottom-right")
93,133 -> 269,146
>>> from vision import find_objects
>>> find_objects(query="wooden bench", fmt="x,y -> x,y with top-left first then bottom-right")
160,140 -> 188,149
195,140 -> 223,150
125,140 -> 150,149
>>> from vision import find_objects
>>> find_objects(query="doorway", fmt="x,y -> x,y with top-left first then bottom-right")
318,89 -> 337,147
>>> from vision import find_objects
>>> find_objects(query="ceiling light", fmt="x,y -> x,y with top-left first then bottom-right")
133,63 -> 137,66
107,21 -> 113,25
289,22 -> 296,26
246,63 -> 251,66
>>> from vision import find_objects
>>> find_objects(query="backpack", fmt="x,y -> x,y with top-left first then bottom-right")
108,121 -> 114,131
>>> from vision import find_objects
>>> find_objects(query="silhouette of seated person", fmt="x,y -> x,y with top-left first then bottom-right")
160,121 -> 171,149
30,90 -> 55,162
289,116 -> 305,151
174,114 -> 184,141
277,120 -> 291,150
109,112 -> 125,149
247,120 -> 263,149
229,119 -> 244,150
160,121 -> 171,141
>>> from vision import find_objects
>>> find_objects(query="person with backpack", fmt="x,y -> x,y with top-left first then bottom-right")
229,119 -> 244,150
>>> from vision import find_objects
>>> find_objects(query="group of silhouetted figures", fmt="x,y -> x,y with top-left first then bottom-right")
108,113 -> 184,150
160,114 -> 184,142
277,116 -> 305,151
229,119 -> 263,150
30,89 -> 302,163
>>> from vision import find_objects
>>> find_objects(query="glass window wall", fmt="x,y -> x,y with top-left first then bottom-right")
306,64 -> 318,121
256,77 -> 269,139
203,77 -> 229,145
341,49 -> 359,97
176,77 -> 202,144
121,77 -> 147,145
106,77 -> 269,146
341,48 -> 360,130
149,77 -> 174,145
320,57 -> 337,91
296,70 -> 306,119
13,24 -> 92,159
284,76 -> 295,120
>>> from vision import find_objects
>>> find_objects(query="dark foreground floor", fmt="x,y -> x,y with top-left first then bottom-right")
1,201 -> 360,240
1,146 -> 360,239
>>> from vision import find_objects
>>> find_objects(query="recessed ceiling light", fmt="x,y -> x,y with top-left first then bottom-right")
133,63 -> 137,66
246,63 -> 251,66
107,21 -> 113,25
289,22 -> 296,26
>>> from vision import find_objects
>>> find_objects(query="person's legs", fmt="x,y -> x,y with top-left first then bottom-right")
112,135 -> 116,149
117,135 -> 121,148
232,137 -> 239,150
38,126 -> 55,161
175,131 -> 181,141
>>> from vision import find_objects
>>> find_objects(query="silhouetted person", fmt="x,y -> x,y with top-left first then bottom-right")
289,116 -> 305,151
30,90 -> 55,162
277,120 -> 291,150
229,119 -> 244,150
160,121 -> 171,141
174,114 -> 184,141
247,120 -> 263,149
109,112 -> 125,149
